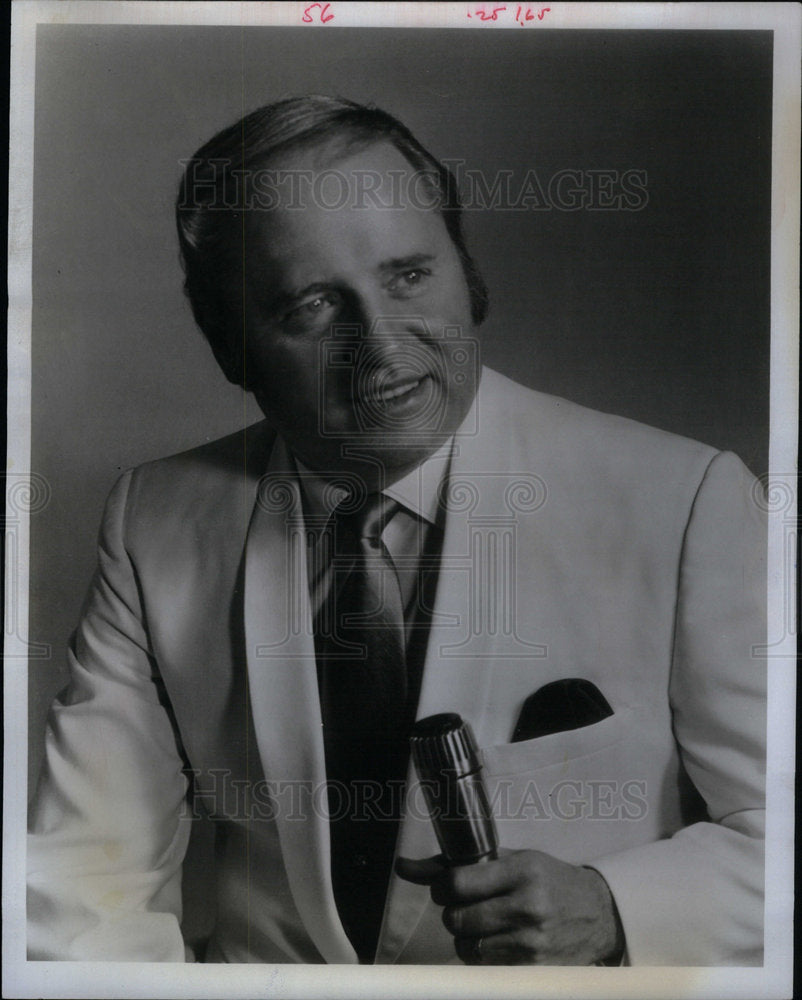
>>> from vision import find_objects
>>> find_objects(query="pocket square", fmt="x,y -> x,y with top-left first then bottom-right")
511,678 -> 614,742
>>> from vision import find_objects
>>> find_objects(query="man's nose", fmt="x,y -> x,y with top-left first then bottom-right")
344,291 -> 431,356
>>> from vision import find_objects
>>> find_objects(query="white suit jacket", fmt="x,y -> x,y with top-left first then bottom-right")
28,368 -> 766,965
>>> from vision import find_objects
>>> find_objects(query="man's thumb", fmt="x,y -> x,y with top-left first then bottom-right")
394,854 -> 445,885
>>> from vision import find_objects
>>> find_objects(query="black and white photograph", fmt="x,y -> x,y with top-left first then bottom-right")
4,3 -> 798,998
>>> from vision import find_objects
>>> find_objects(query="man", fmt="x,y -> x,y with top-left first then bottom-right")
28,96 -> 765,966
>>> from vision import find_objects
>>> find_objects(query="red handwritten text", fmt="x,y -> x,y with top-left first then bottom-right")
303,2 -> 335,24
467,4 -> 550,23
468,5 -> 507,20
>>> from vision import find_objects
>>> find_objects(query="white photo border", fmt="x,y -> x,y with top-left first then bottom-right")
5,3 -> 798,998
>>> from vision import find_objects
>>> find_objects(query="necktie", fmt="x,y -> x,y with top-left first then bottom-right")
314,493 -> 409,963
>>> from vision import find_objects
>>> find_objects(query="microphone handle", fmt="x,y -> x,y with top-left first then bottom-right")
422,766 -> 498,866
410,713 -> 499,866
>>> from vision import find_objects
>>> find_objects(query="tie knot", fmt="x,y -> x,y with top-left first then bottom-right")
336,492 -> 398,546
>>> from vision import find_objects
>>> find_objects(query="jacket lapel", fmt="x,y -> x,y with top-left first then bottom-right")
377,372 -> 542,962
374,478 -> 488,962
244,437 -> 357,964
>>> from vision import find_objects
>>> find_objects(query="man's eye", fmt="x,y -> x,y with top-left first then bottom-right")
283,292 -> 341,327
387,269 -> 431,295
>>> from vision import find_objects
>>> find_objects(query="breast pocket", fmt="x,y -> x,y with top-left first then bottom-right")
478,709 -> 653,862
480,708 -> 634,778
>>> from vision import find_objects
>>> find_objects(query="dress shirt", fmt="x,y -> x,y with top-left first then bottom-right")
294,439 -> 454,646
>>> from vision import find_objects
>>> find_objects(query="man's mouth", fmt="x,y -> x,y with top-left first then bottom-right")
355,371 -> 432,407
372,376 -> 422,402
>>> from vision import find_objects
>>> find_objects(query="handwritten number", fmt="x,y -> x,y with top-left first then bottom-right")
303,2 -> 334,23
480,4 -> 549,23
474,5 -> 506,19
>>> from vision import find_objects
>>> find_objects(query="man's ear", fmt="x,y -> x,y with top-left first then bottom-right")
208,321 -> 248,388
462,251 -> 489,325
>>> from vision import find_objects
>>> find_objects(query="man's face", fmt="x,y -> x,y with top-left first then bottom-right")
241,141 -> 480,486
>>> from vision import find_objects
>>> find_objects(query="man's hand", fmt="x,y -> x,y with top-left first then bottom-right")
395,849 -> 625,965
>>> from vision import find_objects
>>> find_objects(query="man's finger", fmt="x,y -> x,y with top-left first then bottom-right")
442,894 -> 518,938
430,852 -> 529,906
455,929 -> 541,966
394,855 -> 446,885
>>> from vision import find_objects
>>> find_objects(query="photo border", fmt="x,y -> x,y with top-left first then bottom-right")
5,3 -> 798,998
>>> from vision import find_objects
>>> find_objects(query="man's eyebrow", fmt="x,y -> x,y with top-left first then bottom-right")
377,253 -> 437,273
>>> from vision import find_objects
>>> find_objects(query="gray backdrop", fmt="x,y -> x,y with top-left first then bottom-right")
28,24 -> 772,940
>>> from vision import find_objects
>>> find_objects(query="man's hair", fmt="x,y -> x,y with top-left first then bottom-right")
176,95 -> 488,388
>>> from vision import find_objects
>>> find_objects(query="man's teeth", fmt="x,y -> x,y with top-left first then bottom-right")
378,379 -> 420,400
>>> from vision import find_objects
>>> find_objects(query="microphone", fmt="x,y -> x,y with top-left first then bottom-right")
409,713 -> 498,866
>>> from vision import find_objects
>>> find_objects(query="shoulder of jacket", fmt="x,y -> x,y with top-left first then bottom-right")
122,420 -> 276,519
479,366 -> 720,466
475,368 -> 733,509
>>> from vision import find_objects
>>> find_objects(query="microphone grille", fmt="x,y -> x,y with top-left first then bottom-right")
410,713 -> 481,779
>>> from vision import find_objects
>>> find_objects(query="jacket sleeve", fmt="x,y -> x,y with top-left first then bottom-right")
590,450 -> 767,965
27,470 -> 192,961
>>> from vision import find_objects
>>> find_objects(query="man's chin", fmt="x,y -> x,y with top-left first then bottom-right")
305,435 -> 451,486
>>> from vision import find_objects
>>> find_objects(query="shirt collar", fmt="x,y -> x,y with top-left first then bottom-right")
293,438 -> 453,528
